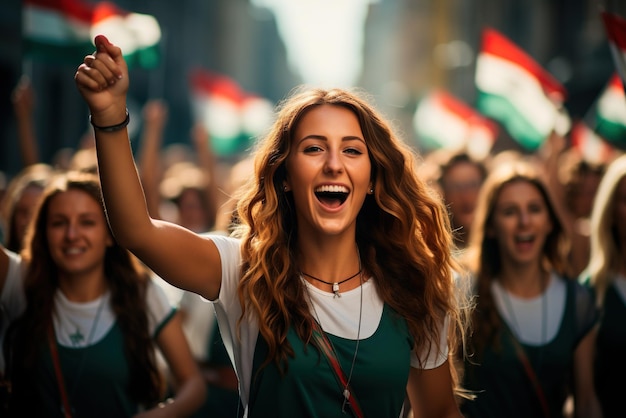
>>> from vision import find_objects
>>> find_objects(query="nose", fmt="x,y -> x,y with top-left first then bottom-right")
323,148 -> 344,174
65,222 -> 79,240
518,210 -> 531,226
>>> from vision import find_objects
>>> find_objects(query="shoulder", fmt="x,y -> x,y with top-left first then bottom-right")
201,233 -> 241,258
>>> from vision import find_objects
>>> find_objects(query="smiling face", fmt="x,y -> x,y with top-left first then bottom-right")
284,104 -> 372,239
46,188 -> 113,280
489,180 -> 553,268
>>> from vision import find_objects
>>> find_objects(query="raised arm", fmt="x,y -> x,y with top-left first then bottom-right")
190,123 -> 219,230
11,76 -> 40,166
74,35 -> 222,300
137,99 -> 168,219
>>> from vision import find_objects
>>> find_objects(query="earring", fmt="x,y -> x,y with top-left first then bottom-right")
369,188 -> 374,194
283,185 -> 288,192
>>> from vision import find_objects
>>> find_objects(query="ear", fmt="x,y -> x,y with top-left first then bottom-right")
105,235 -> 114,247
367,181 -> 374,194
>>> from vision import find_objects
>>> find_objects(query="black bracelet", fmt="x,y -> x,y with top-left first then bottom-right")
90,109 -> 130,132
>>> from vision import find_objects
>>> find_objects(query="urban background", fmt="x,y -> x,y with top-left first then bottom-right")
0,0 -> 623,177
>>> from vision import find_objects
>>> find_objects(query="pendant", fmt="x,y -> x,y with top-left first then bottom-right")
342,388 -> 350,412
332,282 -> 341,298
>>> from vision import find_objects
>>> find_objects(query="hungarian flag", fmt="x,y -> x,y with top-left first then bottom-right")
413,89 -> 498,160
475,28 -> 567,151
189,68 -> 275,157
570,121 -> 615,165
23,0 -> 161,68
23,0 -> 93,62
601,11 -> 626,86
593,73 -> 626,150
91,2 -> 161,69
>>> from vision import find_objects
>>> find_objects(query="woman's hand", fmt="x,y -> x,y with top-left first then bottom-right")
74,34 -> 129,126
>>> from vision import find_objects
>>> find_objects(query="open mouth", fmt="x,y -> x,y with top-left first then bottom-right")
314,185 -> 349,207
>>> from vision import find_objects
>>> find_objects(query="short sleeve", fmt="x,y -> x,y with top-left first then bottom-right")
1,248 -> 27,320
572,280 -> 599,344
146,276 -> 177,338
412,314 -> 450,369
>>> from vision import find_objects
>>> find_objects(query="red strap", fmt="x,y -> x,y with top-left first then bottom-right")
311,322 -> 364,418
48,327 -> 72,418
507,330 -> 550,418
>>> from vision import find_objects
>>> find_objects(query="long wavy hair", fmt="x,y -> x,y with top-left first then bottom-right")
461,160 -> 568,357
4,171 -> 163,410
585,154 -> 626,307
232,86 -> 472,395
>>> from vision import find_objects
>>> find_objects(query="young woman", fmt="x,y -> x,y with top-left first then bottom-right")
459,159 -> 602,418
581,153 -> 626,418
0,171 -> 205,417
73,35 -> 471,417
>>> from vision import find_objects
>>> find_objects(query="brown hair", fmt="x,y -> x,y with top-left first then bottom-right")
233,86 -> 471,395
5,171 -> 163,410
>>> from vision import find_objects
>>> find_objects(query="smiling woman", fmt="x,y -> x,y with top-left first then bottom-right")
0,171 -> 206,417
457,160 -> 602,418
73,35 -> 473,418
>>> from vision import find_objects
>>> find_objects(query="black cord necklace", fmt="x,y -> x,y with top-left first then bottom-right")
304,267 -> 363,413
301,269 -> 362,298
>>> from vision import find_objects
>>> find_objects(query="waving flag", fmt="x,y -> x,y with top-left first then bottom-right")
592,73 -> 626,150
413,89 -> 498,160
601,11 -> 626,86
23,0 -> 93,62
23,0 -> 161,68
475,28 -> 567,151
189,68 -> 275,157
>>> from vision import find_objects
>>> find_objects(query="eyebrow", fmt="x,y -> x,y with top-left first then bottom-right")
298,135 -> 365,144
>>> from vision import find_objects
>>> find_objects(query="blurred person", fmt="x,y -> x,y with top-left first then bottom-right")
437,151 -> 487,251
580,153 -> 626,418
540,132 -> 606,278
1,163 -> 54,252
557,150 -> 606,278
73,35 -> 472,417
0,171 -> 205,417
458,160 -> 601,418
138,99 -> 219,232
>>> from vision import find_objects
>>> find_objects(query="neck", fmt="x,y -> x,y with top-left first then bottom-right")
58,271 -> 108,302
499,263 -> 548,298
297,236 -> 360,281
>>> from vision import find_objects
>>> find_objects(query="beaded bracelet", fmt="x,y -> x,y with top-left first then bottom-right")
89,109 -> 130,132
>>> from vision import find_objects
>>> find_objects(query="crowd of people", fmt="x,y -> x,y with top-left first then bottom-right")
0,33 -> 624,417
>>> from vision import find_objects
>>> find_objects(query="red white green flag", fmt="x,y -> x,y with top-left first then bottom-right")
189,68 -> 274,157
23,0 -> 93,62
475,28 -> 568,151
413,89 -> 498,160
570,121 -> 615,165
601,11 -> 626,86
23,0 -> 161,68
593,73 -> 626,150
90,2 -> 161,69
